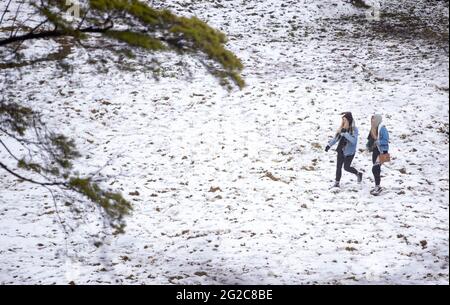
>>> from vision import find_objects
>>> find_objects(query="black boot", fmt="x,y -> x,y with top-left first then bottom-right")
357,172 -> 363,183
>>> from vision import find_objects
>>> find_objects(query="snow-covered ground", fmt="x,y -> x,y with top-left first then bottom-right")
0,0 -> 448,284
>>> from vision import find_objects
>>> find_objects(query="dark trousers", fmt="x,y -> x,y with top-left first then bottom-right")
336,150 -> 359,182
372,147 -> 381,186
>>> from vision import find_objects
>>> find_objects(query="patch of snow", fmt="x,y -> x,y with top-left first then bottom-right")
0,0 -> 448,284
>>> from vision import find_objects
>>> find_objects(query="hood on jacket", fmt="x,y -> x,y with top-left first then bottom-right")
372,114 -> 382,129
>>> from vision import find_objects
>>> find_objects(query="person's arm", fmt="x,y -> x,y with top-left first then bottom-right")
328,136 -> 339,147
376,127 -> 389,153
325,135 -> 339,152
341,127 -> 358,145
380,127 -> 389,145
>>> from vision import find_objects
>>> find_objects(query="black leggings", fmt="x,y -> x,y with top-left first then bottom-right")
372,147 -> 381,186
336,150 -> 359,182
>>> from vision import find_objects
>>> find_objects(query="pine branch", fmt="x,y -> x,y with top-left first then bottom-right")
0,161 -> 67,186
0,23 -> 113,47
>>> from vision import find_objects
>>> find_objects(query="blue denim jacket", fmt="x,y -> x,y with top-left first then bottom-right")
328,127 -> 359,157
376,125 -> 389,153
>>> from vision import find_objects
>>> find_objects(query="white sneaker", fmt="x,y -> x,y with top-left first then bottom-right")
370,186 -> 383,196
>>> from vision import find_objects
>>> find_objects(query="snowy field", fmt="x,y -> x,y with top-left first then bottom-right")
0,0 -> 449,284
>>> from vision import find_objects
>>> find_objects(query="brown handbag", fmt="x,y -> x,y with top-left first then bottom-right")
379,153 -> 391,164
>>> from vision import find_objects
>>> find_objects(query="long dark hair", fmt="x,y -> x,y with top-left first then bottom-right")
335,112 -> 354,136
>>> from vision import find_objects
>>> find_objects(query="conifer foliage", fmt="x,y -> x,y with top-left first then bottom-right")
0,0 -> 245,88
0,0 -> 244,235
0,101 -> 132,234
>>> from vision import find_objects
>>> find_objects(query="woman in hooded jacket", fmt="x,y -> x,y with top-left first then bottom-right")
367,114 -> 390,196
325,112 -> 363,188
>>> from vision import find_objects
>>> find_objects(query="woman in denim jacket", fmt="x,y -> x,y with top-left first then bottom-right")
325,112 -> 363,188
367,114 -> 390,195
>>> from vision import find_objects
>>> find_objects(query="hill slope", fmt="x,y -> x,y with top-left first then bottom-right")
0,0 -> 448,284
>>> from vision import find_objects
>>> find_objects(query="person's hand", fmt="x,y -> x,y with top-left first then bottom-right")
325,145 -> 330,152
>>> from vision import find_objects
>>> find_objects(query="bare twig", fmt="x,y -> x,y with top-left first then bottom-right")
9,1 -> 23,38
77,8 -> 90,30
0,0 -> 13,25
0,138 -> 20,161
44,185 -> 74,234
11,18 -> 49,54
0,127 -> 43,145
